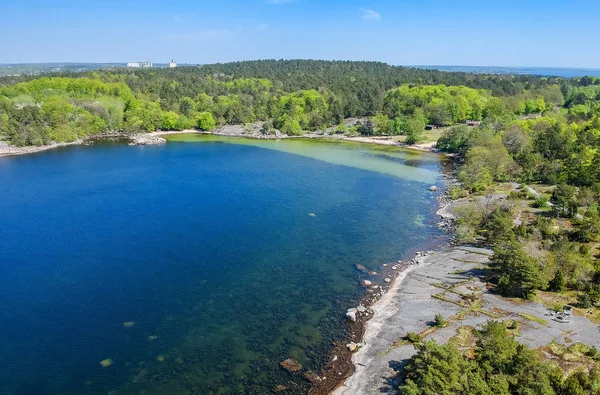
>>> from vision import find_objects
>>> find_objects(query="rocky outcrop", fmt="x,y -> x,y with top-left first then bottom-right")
129,134 -> 166,145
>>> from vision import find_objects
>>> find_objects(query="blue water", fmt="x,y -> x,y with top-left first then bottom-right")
412,65 -> 600,78
0,140 -> 445,394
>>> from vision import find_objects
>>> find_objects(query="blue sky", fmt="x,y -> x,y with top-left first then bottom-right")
1,0 -> 599,67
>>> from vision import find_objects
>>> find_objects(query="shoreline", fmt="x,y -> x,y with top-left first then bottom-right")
1,127 -> 453,394
0,128 -> 443,158
309,191 -> 455,395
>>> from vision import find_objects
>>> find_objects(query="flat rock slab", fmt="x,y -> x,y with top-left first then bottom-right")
334,246 -> 600,395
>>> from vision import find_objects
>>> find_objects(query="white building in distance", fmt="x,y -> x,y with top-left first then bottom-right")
127,61 -> 152,68
169,60 -> 177,68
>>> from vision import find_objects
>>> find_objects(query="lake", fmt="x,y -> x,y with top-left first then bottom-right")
0,137 -> 446,394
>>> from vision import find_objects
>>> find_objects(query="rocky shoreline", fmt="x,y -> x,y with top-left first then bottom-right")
0,133 -> 165,157
297,187 -> 457,395
1,124 -> 443,158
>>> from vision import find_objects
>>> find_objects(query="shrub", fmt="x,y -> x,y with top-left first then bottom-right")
433,314 -> 446,328
534,196 -> 550,208
577,293 -> 593,309
404,332 -> 421,343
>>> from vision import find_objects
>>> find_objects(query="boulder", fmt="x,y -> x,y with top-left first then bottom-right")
361,280 -> 372,287
280,359 -> 302,372
357,305 -> 367,313
429,185 -> 438,192
346,308 -> 357,322
346,342 -> 358,352
384,277 -> 392,283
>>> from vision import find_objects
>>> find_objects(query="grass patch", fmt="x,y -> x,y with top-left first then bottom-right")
518,313 -> 548,326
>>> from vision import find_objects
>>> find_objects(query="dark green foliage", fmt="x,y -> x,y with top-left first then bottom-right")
437,125 -> 477,154
553,184 -> 578,217
491,238 -> 546,299
398,321 -> 583,395
548,270 -> 566,293
357,119 -> 374,136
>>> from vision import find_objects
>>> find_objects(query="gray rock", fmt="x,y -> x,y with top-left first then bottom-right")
346,308 -> 357,322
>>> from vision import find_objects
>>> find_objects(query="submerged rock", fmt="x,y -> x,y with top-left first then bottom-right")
361,279 -> 372,287
100,359 -> 113,367
274,384 -> 287,392
280,359 -> 302,372
355,264 -> 368,273
304,371 -> 322,384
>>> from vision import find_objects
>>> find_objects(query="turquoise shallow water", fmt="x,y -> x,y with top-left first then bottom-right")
0,138 -> 445,394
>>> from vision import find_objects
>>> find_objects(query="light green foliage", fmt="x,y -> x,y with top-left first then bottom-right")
124,100 -> 162,132
458,135 -> 518,191
161,111 -> 179,130
275,89 -> 328,132
196,111 -> 216,131
40,97 -> 74,127
372,112 -> 390,135
404,109 -> 426,145
384,84 -> 491,124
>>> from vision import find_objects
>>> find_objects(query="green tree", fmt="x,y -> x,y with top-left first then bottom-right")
196,111 -> 216,131
405,110 -> 426,145
372,112 -> 390,135
491,239 -> 546,299
161,111 -> 179,130
436,125 -> 476,154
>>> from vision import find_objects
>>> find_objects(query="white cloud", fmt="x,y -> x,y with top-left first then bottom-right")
266,0 -> 295,3
361,9 -> 381,21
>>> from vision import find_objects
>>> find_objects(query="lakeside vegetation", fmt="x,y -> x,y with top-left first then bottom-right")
400,321 -> 600,395
0,59 -> 590,147
401,59 -> 600,395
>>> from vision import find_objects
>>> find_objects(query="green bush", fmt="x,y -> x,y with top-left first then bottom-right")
404,332 -> 421,343
433,314 -> 446,328
534,196 -> 550,208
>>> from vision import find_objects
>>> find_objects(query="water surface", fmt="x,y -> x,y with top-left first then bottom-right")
0,138 -> 445,394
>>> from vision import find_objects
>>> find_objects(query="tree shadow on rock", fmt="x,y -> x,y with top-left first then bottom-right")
377,359 -> 409,394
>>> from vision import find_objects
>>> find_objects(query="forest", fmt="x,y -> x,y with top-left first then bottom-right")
0,59 -> 590,146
